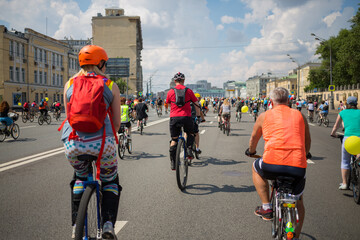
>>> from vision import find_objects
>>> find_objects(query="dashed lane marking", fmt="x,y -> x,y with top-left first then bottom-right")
210,121 -> 213,124
20,125 -> 37,129
200,130 -> 206,135
308,123 -> 316,127
115,221 -> 128,234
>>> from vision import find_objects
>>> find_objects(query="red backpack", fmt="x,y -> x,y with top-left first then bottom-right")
59,74 -> 118,179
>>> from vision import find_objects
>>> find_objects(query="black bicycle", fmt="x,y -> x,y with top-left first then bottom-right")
38,112 -> 51,125
333,134 -> 360,204
0,114 -> 20,142
175,125 -> 193,191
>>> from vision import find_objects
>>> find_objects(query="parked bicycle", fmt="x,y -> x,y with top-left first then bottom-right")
333,134 -> 360,204
73,155 -> 102,240
38,112 -> 51,125
118,125 -> 132,159
0,113 -> 20,142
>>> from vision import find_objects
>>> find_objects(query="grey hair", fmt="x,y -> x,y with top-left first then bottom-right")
270,87 -> 289,104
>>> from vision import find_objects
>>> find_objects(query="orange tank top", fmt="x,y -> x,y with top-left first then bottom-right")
262,105 -> 307,168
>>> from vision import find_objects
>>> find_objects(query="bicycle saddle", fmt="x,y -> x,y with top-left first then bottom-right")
77,154 -> 97,162
275,176 -> 295,194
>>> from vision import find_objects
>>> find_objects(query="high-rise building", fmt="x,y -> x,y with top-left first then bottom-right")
92,8 -> 143,95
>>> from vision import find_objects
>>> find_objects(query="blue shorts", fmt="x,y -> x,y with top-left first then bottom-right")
0,117 -> 13,126
253,158 -> 306,196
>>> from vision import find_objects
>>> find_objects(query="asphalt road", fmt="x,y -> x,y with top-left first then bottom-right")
0,107 -> 359,239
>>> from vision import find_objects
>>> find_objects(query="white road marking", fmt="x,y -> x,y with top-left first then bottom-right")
210,121 -> 213,124
20,125 -> 37,129
0,118 -> 171,173
200,129 -> 206,135
307,160 -> 315,164
214,116 -> 217,119
308,123 -> 316,127
115,221 -> 128,234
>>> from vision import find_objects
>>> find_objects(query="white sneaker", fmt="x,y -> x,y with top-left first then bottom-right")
339,183 -> 348,190
71,225 -> 76,239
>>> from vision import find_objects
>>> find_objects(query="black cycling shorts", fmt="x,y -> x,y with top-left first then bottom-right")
253,158 -> 306,196
192,118 -> 199,133
169,116 -> 194,138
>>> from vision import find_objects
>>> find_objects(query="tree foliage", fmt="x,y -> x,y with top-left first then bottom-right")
308,6 -> 360,90
112,77 -> 131,94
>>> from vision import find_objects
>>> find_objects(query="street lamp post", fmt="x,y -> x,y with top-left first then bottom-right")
287,54 -> 301,100
311,33 -> 334,110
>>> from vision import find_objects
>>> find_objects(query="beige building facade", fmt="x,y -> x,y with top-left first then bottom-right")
92,8 -> 143,95
266,74 -> 297,98
0,26 -> 78,108
296,62 -> 321,99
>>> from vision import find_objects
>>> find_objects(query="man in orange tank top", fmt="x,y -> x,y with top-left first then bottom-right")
246,87 -> 311,239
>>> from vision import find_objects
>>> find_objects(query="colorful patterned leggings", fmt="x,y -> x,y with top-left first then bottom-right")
64,136 -> 120,224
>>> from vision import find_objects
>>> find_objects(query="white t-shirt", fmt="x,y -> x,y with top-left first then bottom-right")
307,103 -> 314,111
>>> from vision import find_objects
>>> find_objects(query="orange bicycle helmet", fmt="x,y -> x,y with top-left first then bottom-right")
78,45 -> 109,67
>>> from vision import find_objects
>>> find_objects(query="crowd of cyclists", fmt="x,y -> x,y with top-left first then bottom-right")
1,44 -> 359,240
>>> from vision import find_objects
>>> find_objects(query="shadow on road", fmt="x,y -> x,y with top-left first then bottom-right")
229,133 -> 250,137
137,132 -> 166,136
191,157 -> 246,168
300,232 -> 317,240
310,156 -> 325,161
3,137 -> 37,143
120,151 -> 165,161
183,183 -> 256,195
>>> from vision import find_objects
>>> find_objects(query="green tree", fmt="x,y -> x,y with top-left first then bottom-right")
308,6 -> 360,90
112,77 -> 131,94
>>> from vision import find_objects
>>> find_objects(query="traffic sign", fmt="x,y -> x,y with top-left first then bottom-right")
291,91 -> 295,94
329,85 -> 335,91
139,92 -> 143,96
314,88 -> 317,93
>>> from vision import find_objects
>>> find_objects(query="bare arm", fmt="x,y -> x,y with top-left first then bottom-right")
331,114 -> 342,136
249,112 -> 265,153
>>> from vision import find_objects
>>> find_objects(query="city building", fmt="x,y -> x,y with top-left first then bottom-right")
0,26 -> 76,107
92,8 -> 143,94
296,62 -> 321,99
223,80 -> 246,98
246,73 -> 276,98
266,71 -> 297,98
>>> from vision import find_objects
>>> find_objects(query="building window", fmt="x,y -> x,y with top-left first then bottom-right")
52,73 -> 55,85
44,72 -> 47,85
39,49 -> 42,62
9,66 -> 13,81
34,70 -> 38,83
60,55 -> 63,67
52,53 -> 55,65
35,93 -> 39,103
40,93 -> 43,101
53,94 -> 56,103
16,42 -> 20,57
9,40 -> 13,56
39,71 -> 43,84
22,44 -> 25,58
22,68 -> 25,83
61,94 -> 64,104
57,74 -> 59,86
16,67 -> 20,82
34,47 -> 37,61
44,50 -> 47,63
60,75 -> 63,86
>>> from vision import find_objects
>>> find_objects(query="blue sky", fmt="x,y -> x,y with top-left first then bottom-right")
0,0 -> 358,92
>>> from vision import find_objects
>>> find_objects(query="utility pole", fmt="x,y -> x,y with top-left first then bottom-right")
287,54 -> 301,100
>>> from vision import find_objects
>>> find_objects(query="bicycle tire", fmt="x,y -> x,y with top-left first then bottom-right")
29,114 -> 34,122
317,118 -> 322,126
21,115 -> 27,123
176,138 -> 188,191
127,138 -> 132,154
223,123 -> 226,134
0,131 -> 6,142
193,142 -> 199,159
11,124 -> 20,140
38,116 -> 44,125
118,134 -> 125,159
324,118 -> 329,127
74,185 -> 101,240
140,122 -> 143,135
271,191 -> 278,238
46,115 -> 51,125
226,125 -> 230,136
353,165 -> 360,204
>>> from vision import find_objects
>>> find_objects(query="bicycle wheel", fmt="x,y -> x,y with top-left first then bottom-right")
223,123 -> 226,134
271,192 -> 278,238
46,115 -> 51,125
176,138 -> 188,191
127,138 -> 132,154
118,134 -> 125,159
29,114 -> 34,122
193,142 -> 199,159
11,124 -> 20,140
0,131 -> 6,142
140,122 -> 143,135
324,118 -> 329,127
226,124 -> 230,136
74,185 -> 101,240
352,165 -> 360,204
21,115 -> 27,123
38,116 -> 44,125
317,118 -> 322,126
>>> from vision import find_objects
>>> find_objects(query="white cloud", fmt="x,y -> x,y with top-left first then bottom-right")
221,15 -> 237,24
216,24 -> 224,30
323,11 -> 342,27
